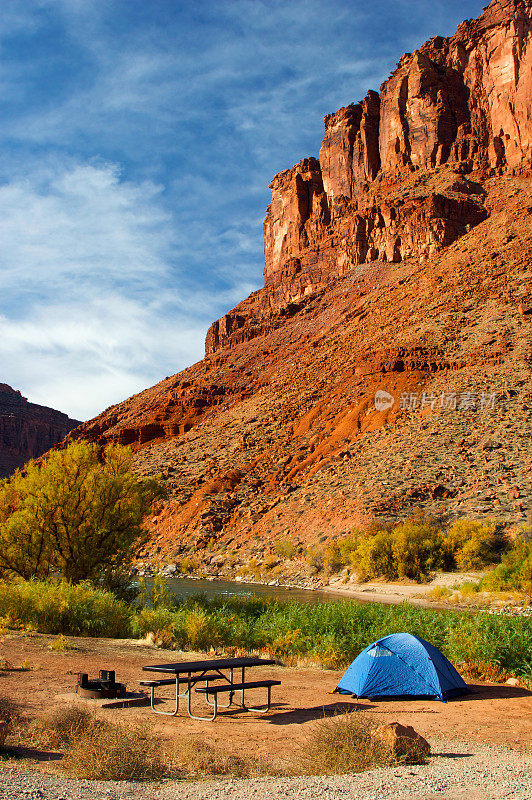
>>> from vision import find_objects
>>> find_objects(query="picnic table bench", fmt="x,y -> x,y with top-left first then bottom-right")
141,656 -> 279,721
195,678 -> 281,717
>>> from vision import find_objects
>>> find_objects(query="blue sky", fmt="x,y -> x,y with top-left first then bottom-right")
1,0 -> 484,420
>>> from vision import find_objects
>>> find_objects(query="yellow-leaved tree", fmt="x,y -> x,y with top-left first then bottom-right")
0,440 -> 164,585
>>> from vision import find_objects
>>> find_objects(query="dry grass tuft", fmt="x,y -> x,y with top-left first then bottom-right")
297,712 -> 426,775
0,696 -> 22,727
172,736 -> 279,779
455,659 -> 532,689
32,706 -> 93,748
63,717 -> 167,781
457,659 -> 510,683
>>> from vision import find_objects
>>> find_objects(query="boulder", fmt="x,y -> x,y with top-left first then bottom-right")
373,722 -> 431,759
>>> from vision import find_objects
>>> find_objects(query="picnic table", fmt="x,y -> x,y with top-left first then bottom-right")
141,656 -> 280,720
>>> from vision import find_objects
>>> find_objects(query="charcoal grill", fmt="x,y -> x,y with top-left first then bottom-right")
76,669 -> 126,699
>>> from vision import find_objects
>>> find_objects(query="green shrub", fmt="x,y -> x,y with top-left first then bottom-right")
0,440 -> 164,584
480,536 -> 532,595
321,536 -> 358,575
353,530 -> 395,581
0,579 -> 132,637
443,519 -> 501,571
350,515 -> 443,583
391,519 -> 442,581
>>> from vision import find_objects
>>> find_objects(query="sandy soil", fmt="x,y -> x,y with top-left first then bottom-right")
1,630 -> 531,768
323,572 -> 483,607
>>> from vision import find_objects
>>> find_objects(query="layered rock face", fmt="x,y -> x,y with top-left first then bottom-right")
206,0 -> 531,353
0,384 -> 80,478
67,1 -> 532,571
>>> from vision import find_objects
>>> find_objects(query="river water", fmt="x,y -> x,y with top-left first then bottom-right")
144,576 -> 338,605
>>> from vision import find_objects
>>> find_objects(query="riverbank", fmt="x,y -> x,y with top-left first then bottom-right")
146,568 -> 532,616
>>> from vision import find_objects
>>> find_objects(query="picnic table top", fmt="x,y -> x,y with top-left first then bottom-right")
142,656 -> 276,674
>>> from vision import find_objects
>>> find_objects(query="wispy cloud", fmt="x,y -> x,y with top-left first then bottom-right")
0,160 -> 254,419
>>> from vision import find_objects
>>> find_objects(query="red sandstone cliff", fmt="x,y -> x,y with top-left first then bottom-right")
207,0 -> 531,354
66,1 -> 532,572
0,384 -> 80,478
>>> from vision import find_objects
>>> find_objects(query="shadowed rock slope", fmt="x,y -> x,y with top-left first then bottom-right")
68,1 -> 532,570
0,385 -> 80,478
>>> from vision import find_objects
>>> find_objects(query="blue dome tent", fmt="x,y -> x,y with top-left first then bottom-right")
336,633 -> 469,701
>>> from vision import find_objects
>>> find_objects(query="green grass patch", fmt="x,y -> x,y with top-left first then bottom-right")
0,578 -> 132,637
1,578 -> 531,678
132,592 -> 532,678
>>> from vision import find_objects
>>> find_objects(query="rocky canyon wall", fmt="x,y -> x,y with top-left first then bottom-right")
206,0 -> 531,354
0,384 -> 80,477
64,0 -> 532,565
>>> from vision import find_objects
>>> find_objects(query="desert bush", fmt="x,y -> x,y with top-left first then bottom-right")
274,540 -> 296,559
391,519 -> 443,581
183,606 -> 223,650
480,536 -> 532,596
456,660 -> 511,684
0,579 -> 133,637
305,546 -> 325,573
0,440 -> 164,584
322,540 -> 350,575
350,514 -> 443,583
178,555 -> 200,575
427,586 -> 452,601
457,581 -> 481,596
0,696 -> 22,742
262,555 -> 279,571
132,602 -> 226,651
132,604 -> 180,639
297,712 -> 426,775
63,717 -> 167,781
443,519 -> 501,571
29,706 -> 93,748
173,737 -> 271,778
49,634 -> 73,652
354,529 -> 395,581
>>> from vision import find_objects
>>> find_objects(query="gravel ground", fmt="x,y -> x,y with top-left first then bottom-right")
0,739 -> 531,800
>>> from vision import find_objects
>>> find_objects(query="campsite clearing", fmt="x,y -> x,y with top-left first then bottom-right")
1,630 -> 531,762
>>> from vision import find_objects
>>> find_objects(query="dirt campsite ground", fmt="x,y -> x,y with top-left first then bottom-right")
1,630 -> 531,763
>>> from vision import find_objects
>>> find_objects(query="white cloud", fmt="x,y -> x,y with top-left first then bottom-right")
0,159 -> 254,420
0,161 -> 172,289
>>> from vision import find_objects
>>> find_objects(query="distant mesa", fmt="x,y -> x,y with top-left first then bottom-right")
0,383 -> 81,478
